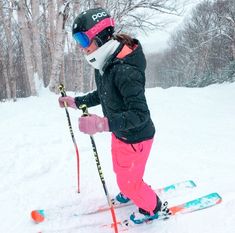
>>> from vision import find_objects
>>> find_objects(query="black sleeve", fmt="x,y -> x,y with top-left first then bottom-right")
109,65 -> 151,131
74,90 -> 100,108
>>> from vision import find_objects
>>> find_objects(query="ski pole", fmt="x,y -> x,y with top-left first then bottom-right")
58,84 -> 80,193
79,104 -> 119,233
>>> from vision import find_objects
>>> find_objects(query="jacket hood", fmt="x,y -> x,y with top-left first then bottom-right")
103,39 -> 146,73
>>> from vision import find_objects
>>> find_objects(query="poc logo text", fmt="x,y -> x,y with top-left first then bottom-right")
92,12 -> 107,21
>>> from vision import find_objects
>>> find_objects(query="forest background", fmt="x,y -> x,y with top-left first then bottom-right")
0,0 -> 234,101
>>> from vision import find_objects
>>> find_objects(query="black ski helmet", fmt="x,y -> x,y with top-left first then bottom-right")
72,7 -> 115,47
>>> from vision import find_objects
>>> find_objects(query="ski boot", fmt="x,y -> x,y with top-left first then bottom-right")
130,195 -> 170,224
111,192 -> 130,206
115,192 -> 130,204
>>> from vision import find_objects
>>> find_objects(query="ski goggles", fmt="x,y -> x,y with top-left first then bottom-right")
73,32 -> 91,48
73,18 -> 115,48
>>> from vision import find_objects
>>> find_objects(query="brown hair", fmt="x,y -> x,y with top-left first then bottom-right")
113,34 -> 136,49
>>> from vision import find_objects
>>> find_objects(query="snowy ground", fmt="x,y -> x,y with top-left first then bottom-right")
0,83 -> 235,233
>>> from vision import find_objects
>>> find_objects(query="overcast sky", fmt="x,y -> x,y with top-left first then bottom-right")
138,0 -> 203,54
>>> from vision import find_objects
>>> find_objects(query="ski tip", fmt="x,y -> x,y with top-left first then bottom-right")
188,180 -> 196,187
209,192 -> 223,203
31,210 -> 45,223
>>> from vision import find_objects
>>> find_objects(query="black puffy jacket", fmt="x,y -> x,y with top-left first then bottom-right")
75,39 -> 155,143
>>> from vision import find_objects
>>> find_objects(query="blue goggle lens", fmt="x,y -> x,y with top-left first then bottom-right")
73,32 -> 90,48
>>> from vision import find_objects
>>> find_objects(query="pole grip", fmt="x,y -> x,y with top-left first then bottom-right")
79,104 -> 89,116
58,83 -> 67,97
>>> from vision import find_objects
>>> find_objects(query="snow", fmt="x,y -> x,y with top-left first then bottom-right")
0,83 -> 235,233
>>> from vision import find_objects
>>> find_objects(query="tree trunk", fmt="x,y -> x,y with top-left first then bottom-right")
17,0 -> 37,96
48,0 -> 56,58
76,45 -> 84,92
232,27 -> 235,60
0,43 -> 10,100
8,2 -> 16,101
0,2 -> 11,99
31,0 -> 44,89
49,0 -> 70,93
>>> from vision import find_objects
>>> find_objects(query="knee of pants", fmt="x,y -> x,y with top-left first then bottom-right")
117,176 -> 141,196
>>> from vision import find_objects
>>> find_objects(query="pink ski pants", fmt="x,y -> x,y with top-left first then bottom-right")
111,134 -> 157,213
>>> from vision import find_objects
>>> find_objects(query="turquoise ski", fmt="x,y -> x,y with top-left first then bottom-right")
106,192 -> 222,230
31,180 -> 196,223
85,179 -> 196,215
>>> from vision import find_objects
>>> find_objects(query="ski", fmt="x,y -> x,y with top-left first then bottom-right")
85,179 -> 196,215
102,192 -> 222,231
31,179 -> 196,223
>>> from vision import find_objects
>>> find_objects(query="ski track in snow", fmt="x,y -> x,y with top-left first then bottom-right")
0,83 -> 235,233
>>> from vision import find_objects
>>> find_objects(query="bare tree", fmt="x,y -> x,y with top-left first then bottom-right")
0,1 -> 12,100
49,0 -> 70,92
151,0 -> 235,88
48,0 -> 56,58
31,0 -> 44,87
17,0 -> 38,95
107,0 -> 182,33
1,0 -> 189,99
213,0 -> 235,59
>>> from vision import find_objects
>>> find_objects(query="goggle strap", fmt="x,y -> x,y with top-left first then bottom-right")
85,18 -> 115,41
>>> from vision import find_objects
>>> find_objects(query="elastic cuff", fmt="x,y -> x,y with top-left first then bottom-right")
104,117 -> 110,131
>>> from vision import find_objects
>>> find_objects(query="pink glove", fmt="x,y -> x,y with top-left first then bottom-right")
58,96 -> 77,109
79,114 -> 109,135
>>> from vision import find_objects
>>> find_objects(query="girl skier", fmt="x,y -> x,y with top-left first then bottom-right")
59,7 -> 162,223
